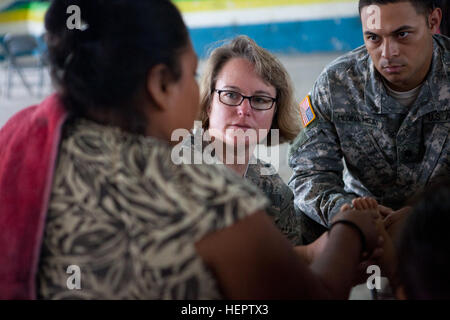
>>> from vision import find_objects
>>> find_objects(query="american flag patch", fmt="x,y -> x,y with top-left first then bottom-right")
299,95 -> 316,127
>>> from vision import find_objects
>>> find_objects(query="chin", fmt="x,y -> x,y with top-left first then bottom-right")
225,135 -> 256,148
382,74 -> 406,88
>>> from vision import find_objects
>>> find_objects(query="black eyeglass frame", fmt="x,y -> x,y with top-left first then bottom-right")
213,89 -> 277,111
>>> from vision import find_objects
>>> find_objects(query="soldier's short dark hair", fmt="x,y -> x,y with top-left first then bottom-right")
358,0 -> 437,15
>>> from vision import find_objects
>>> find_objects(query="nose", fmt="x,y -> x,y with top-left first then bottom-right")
237,97 -> 252,116
381,38 -> 399,59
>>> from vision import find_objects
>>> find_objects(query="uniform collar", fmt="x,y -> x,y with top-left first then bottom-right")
364,36 -> 449,116
364,59 -> 404,114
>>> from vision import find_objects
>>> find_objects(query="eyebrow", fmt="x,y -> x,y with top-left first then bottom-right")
364,25 -> 414,36
254,90 -> 273,96
222,86 -> 273,96
391,25 -> 414,34
222,85 -> 241,91
364,30 -> 378,36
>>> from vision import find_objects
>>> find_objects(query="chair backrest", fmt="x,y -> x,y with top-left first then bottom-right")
0,41 -> 6,62
36,34 -> 49,65
3,34 -> 40,57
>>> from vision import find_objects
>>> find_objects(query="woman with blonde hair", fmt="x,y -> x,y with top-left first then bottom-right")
197,35 -> 305,244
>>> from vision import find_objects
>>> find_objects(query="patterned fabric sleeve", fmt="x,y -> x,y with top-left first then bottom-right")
154,147 -> 271,240
37,119 -> 269,300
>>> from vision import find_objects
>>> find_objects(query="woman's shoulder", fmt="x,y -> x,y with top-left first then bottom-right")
51,119 -> 270,299
168,154 -> 270,215
63,118 -> 269,226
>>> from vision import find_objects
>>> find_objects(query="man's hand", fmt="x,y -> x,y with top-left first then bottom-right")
343,201 -> 411,241
352,197 -> 379,212
378,205 -> 394,218
383,206 -> 412,241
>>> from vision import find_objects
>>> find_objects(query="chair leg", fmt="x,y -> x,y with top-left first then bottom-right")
0,63 -> 5,99
15,65 -> 34,96
6,61 -> 12,99
39,64 -> 44,97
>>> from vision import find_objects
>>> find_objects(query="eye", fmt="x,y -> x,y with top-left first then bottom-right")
224,91 -> 239,99
253,96 -> 272,104
398,31 -> 410,39
367,34 -> 379,42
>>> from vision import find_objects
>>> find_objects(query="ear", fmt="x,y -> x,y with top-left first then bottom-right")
428,8 -> 442,33
146,64 -> 177,111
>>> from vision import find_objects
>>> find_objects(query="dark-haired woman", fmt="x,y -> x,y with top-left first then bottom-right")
0,0 -> 383,299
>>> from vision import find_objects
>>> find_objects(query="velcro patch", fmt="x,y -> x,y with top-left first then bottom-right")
424,110 -> 450,123
299,95 -> 316,128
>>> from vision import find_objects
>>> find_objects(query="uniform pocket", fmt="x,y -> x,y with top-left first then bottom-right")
333,112 -> 394,182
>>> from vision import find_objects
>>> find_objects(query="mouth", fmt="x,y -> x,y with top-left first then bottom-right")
383,65 -> 404,74
228,124 -> 252,131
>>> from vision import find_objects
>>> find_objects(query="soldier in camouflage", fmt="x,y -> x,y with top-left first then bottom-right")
245,157 -> 304,245
193,35 -> 305,245
179,129 -> 304,246
289,0 -> 449,240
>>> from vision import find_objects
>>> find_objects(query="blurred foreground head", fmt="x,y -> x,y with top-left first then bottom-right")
45,0 -> 198,136
397,180 -> 450,299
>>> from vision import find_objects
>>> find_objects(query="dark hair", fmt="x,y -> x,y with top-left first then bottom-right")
397,180 -> 450,299
45,0 -> 189,134
358,0 -> 437,15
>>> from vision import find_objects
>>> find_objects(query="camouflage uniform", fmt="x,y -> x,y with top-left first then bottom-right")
182,132 -> 304,245
289,34 -> 450,228
245,159 -> 303,245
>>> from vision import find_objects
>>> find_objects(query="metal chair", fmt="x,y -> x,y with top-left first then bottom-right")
0,39 -> 7,98
3,33 -> 47,98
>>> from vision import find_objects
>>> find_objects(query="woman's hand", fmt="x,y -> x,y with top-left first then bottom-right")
334,199 -> 381,256
294,232 -> 329,265
347,197 -> 398,284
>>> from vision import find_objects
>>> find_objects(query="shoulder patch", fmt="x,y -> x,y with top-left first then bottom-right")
299,95 -> 316,128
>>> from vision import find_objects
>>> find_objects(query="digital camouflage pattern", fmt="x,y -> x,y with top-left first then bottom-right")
289,34 -> 450,228
182,132 -> 304,245
245,159 -> 303,245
